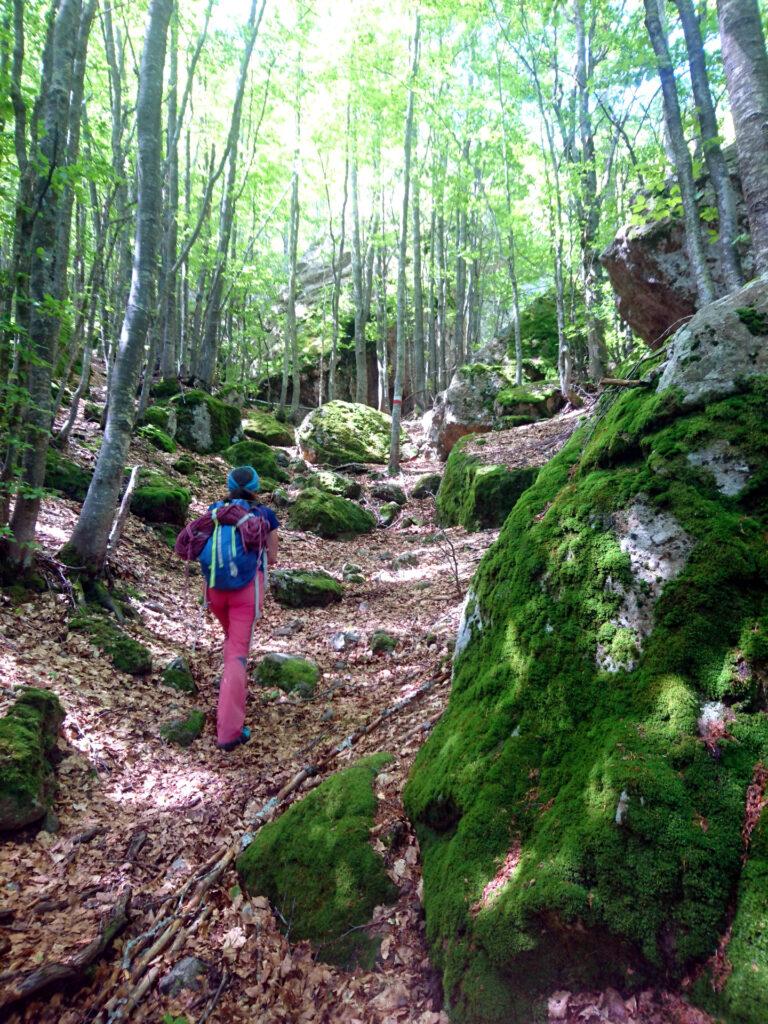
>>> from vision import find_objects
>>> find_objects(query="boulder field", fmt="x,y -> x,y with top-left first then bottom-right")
404,279 -> 768,1023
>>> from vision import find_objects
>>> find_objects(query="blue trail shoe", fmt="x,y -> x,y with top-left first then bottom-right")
217,726 -> 251,752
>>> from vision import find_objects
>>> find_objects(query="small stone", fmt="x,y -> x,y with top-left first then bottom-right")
255,653 -> 319,698
331,630 -> 362,651
392,551 -> 419,570
321,708 -> 334,722
342,562 -> 365,583
615,789 -> 630,826
371,481 -> 407,506
158,955 -> 209,997
378,502 -> 401,527
42,810 -> 60,834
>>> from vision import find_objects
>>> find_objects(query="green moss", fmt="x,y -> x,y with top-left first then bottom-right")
297,400 -> 397,466
736,307 -> 768,337
495,381 -> 561,418
131,474 -> 190,527
298,469 -> 362,499
411,473 -> 442,499
70,611 -> 152,675
171,390 -> 241,454
152,379 -> 182,400
45,451 -> 92,502
224,439 -> 289,483
270,569 -> 343,608
141,405 -> 172,432
378,501 -> 400,526
255,653 -> 319,697
437,435 -> 539,531
288,488 -> 375,538
160,709 -> 205,747
237,754 -> 397,967
138,424 -> 177,453
172,454 -> 198,476
242,410 -> 295,447
404,378 -> 768,1023
162,659 -> 197,694
370,631 -> 397,654
0,688 -> 64,831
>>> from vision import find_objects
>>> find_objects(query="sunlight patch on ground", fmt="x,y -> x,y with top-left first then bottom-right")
106,765 -> 223,811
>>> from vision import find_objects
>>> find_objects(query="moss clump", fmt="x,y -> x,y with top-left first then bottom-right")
171,390 -> 241,454
371,481 -> 407,505
243,410 -> 295,447
237,754 -> 397,967
162,657 -> 197,695
141,405 -> 173,432
494,380 -> 562,419
736,307 -> 768,337
404,376 -> 768,1024
378,501 -> 400,527
131,474 -> 190,527
270,569 -> 343,608
298,469 -> 362,499
370,631 -> 397,654
0,688 -> 64,831
288,488 -> 375,539
160,709 -> 205,747
45,450 -> 92,502
297,400 -> 397,466
437,435 -> 539,531
224,439 -> 289,483
172,454 -> 198,476
151,379 -> 182,400
70,611 -> 152,675
411,473 -> 442,499
138,424 -> 177,453
83,402 -> 101,423
255,653 -> 319,698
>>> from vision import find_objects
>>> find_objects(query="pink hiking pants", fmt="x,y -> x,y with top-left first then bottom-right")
206,575 -> 264,746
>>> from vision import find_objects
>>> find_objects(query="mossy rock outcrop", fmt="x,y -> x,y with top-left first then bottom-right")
288,488 -> 375,539
45,451 -> 91,502
138,424 -> 177,453
411,472 -> 442,499
437,435 -> 539,531
404,281 -> 768,1024
171,390 -> 242,454
131,473 -> 190,527
493,379 -> 563,420
297,469 -> 362,500
0,688 -> 64,831
255,653 -> 319,698
297,401 -> 395,466
70,612 -> 152,675
270,569 -> 343,608
237,753 -> 397,967
243,410 -> 295,447
224,440 -> 289,484
140,404 -> 177,434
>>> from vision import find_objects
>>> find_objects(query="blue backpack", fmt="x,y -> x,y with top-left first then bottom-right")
198,499 -> 267,594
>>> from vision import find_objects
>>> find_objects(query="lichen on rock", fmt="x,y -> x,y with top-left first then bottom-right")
404,280 -> 768,1023
171,390 -> 242,453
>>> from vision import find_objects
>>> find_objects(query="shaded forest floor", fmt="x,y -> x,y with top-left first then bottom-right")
0,403 -> 715,1024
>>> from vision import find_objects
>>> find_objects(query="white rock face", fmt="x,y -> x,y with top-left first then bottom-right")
687,440 -> 751,496
658,276 -> 768,405
454,589 -> 482,662
597,499 -> 694,673
190,403 -> 213,452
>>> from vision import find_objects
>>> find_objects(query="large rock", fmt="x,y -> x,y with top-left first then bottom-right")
297,400 -> 394,466
242,410 -> 295,447
270,569 -> 343,608
288,488 -> 375,539
429,364 -> 563,459
170,390 -> 242,453
131,473 -> 190,526
404,278 -> 768,1023
0,688 -> 64,831
224,439 -> 289,486
601,154 -> 754,346
237,754 -> 397,968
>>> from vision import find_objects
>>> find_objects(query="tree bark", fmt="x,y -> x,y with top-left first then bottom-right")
388,14 -> 420,476
716,0 -> 768,275
159,7 -> 179,380
411,175 -> 426,412
64,0 -> 173,573
643,0 -> 716,305
351,141 -> 367,405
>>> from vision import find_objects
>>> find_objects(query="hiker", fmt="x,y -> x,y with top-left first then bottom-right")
175,466 -> 279,751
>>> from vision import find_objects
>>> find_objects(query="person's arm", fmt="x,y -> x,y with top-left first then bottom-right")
266,528 -> 279,566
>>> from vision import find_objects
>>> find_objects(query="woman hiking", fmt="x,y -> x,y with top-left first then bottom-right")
175,465 -> 279,751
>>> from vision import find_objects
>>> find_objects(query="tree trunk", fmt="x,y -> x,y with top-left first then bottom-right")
63,0 -> 173,573
716,0 -> 768,275
643,0 -> 716,305
411,175 -> 426,412
388,14 -> 420,476
351,145 -> 367,405
427,205 -> 438,398
287,121 -> 301,417
159,8 -> 179,379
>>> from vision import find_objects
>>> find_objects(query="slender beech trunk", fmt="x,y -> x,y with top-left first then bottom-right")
427,205 -> 438,398
351,139 -> 367,404
159,8 -> 179,379
454,163 -> 469,367
643,0 -> 715,305
287,100 -> 301,417
326,102 -> 350,403
673,0 -> 743,290
716,0 -> 768,275
63,0 -> 173,573
411,176 -> 425,412
389,14 -> 420,476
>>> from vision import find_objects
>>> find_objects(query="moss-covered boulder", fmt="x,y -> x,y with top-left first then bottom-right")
270,569 -> 343,608
411,472 -> 442,499
297,469 -> 362,499
493,380 -> 564,421
138,424 -> 177,453
224,439 -> 289,484
45,450 -> 92,502
288,488 -> 375,539
171,390 -> 242,454
172,454 -> 198,476
378,501 -> 400,527
0,688 -> 64,831
70,612 -> 152,675
404,283 -> 768,1024
160,709 -> 205,747
151,379 -> 182,400
141,404 -> 177,434
437,435 -> 539,531
297,401 -> 395,466
255,653 -> 319,698
237,754 -> 397,967
131,473 -> 190,527
162,657 -> 197,695
243,410 -> 295,447
371,481 -> 407,506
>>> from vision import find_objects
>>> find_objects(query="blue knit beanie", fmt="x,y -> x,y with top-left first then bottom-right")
227,465 -> 260,494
